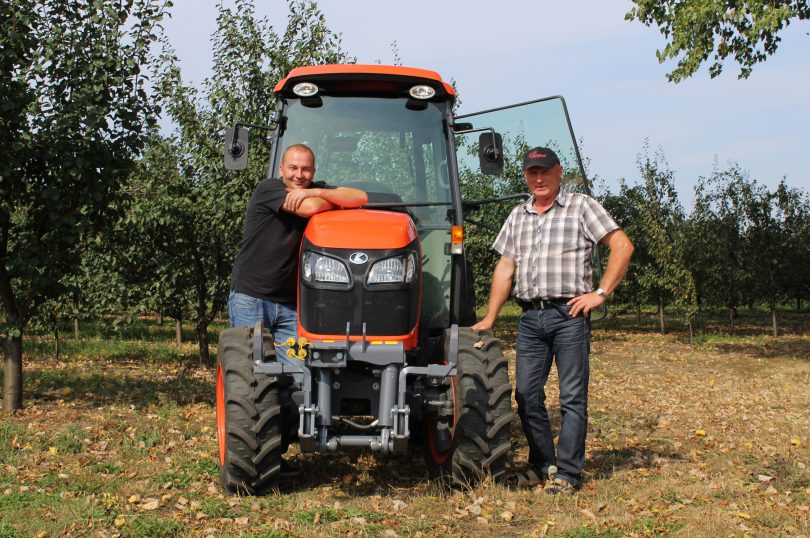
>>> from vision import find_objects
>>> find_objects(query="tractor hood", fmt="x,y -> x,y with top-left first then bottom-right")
304,209 -> 417,250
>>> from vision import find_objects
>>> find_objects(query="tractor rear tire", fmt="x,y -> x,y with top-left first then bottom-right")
216,326 -> 283,495
424,328 -> 513,486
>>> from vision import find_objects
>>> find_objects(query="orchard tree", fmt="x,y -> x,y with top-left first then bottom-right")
621,144 -> 696,334
627,0 -> 810,81
776,182 -> 810,311
0,0 -> 169,411
111,134 -> 194,345
693,163 -> 794,336
152,0 -> 351,365
683,163 -> 753,329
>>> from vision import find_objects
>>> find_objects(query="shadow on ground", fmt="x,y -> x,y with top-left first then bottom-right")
712,337 -> 810,360
588,444 -> 685,481
22,364 -> 215,408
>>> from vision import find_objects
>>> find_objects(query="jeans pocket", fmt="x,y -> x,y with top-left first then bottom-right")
232,293 -> 259,309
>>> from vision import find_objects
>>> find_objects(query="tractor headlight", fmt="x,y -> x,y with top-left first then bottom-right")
302,252 -> 350,284
367,252 -> 417,284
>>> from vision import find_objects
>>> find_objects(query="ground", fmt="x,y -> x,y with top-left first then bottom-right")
1,310 -> 808,537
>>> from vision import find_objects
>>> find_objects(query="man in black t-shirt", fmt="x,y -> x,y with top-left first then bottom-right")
228,143 -> 367,373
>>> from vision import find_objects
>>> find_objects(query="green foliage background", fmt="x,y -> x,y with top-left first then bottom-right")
2,0 -> 809,411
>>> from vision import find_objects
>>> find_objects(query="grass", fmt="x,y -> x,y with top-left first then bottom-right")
0,313 -> 808,536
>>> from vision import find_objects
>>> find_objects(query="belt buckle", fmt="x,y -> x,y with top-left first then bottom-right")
534,299 -> 547,310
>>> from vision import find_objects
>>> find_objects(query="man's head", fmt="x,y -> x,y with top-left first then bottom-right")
279,144 -> 316,189
522,147 -> 562,202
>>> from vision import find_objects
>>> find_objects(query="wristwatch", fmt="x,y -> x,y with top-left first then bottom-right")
596,287 -> 607,298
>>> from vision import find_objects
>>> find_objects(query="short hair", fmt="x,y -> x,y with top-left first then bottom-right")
282,143 -> 316,168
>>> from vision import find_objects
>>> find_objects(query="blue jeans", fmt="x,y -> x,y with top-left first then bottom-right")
515,303 -> 590,486
227,290 -> 302,384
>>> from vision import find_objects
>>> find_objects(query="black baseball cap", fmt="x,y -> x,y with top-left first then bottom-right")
522,147 -> 560,170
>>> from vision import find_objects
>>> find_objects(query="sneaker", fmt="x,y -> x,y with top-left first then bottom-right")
544,477 -> 577,495
279,459 -> 300,477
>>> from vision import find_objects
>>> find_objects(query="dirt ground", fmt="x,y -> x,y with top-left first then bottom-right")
1,321 -> 808,537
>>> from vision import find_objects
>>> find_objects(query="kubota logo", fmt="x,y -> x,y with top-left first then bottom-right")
528,150 -> 547,159
349,252 -> 368,264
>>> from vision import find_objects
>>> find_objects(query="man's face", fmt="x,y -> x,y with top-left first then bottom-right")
279,148 -> 315,189
524,164 -> 562,201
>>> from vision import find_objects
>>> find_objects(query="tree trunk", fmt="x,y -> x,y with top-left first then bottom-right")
797,298 -> 801,313
658,294 -> 666,334
73,318 -> 79,339
770,302 -> 778,337
3,334 -> 23,411
54,327 -> 60,361
175,318 -> 182,346
729,307 -> 736,332
158,310 -> 163,325
636,303 -> 641,327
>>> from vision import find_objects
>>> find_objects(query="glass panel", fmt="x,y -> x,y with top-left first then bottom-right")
455,97 -> 588,196
278,97 -> 452,227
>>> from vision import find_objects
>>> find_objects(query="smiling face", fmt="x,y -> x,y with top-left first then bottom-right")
524,164 -> 563,206
279,146 -> 316,189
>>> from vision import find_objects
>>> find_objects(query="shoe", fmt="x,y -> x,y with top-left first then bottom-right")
511,468 -> 545,489
544,477 -> 577,495
280,459 -> 300,477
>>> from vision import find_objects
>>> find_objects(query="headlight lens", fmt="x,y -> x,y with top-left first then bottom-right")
368,252 -> 417,284
302,252 -> 349,284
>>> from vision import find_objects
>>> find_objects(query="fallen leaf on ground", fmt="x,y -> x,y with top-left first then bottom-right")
141,499 -> 160,510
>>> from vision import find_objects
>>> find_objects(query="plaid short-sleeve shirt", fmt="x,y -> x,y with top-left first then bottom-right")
492,189 -> 619,301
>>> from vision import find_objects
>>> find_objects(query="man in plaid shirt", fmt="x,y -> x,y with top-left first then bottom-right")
473,146 -> 634,494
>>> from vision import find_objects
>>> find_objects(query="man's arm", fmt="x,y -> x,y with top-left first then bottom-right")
283,186 -> 368,217
567,229 -> 634,317
471,256 -> 516,331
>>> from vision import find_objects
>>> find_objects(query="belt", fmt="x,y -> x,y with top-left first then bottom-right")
516,298 -> 573,311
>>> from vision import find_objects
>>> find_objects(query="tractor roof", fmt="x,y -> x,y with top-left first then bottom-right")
274,64 -> 456,100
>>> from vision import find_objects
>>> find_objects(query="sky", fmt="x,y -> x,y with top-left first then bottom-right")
161,0 -> 810,206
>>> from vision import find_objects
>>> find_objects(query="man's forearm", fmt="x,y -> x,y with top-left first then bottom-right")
472,257 -> 515,330
313,187 -> 367,208
598,230 -> 634,295
484,272 -> 513,321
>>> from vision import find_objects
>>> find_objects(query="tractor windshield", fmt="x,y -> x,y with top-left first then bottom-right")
277,97 -> 452,227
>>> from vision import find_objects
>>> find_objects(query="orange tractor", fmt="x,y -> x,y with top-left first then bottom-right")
217,64 -> 589,493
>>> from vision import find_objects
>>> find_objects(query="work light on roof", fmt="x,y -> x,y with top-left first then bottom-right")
409,85 -> 435,99
293,82 -> 319,97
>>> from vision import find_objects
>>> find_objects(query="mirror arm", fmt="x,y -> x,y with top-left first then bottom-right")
453,126 -> 501,159
229,121 -> 276,159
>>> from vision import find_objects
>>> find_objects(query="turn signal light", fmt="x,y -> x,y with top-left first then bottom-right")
451,226 -> 463,254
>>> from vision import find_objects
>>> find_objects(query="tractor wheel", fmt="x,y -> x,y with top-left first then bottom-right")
216,326 -> 283,495
424,328 -> 513,486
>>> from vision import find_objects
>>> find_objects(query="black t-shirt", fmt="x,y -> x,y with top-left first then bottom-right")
231,178 -> 327,303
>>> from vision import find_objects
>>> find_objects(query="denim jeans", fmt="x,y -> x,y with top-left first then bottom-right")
515,302 -> 590,486
227,290 -> 302,384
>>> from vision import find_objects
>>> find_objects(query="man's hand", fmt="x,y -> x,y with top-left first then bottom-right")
283,187 -> 319,212
567,292 -> 606,317
471,317 -> 495,331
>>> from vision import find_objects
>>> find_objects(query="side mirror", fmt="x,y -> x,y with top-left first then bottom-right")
478,132 -> 504,175
224,127 -> 249,170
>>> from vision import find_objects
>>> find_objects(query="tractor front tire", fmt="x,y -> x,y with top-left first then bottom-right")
425,328 -> 513,486
216,326 -> 283,495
